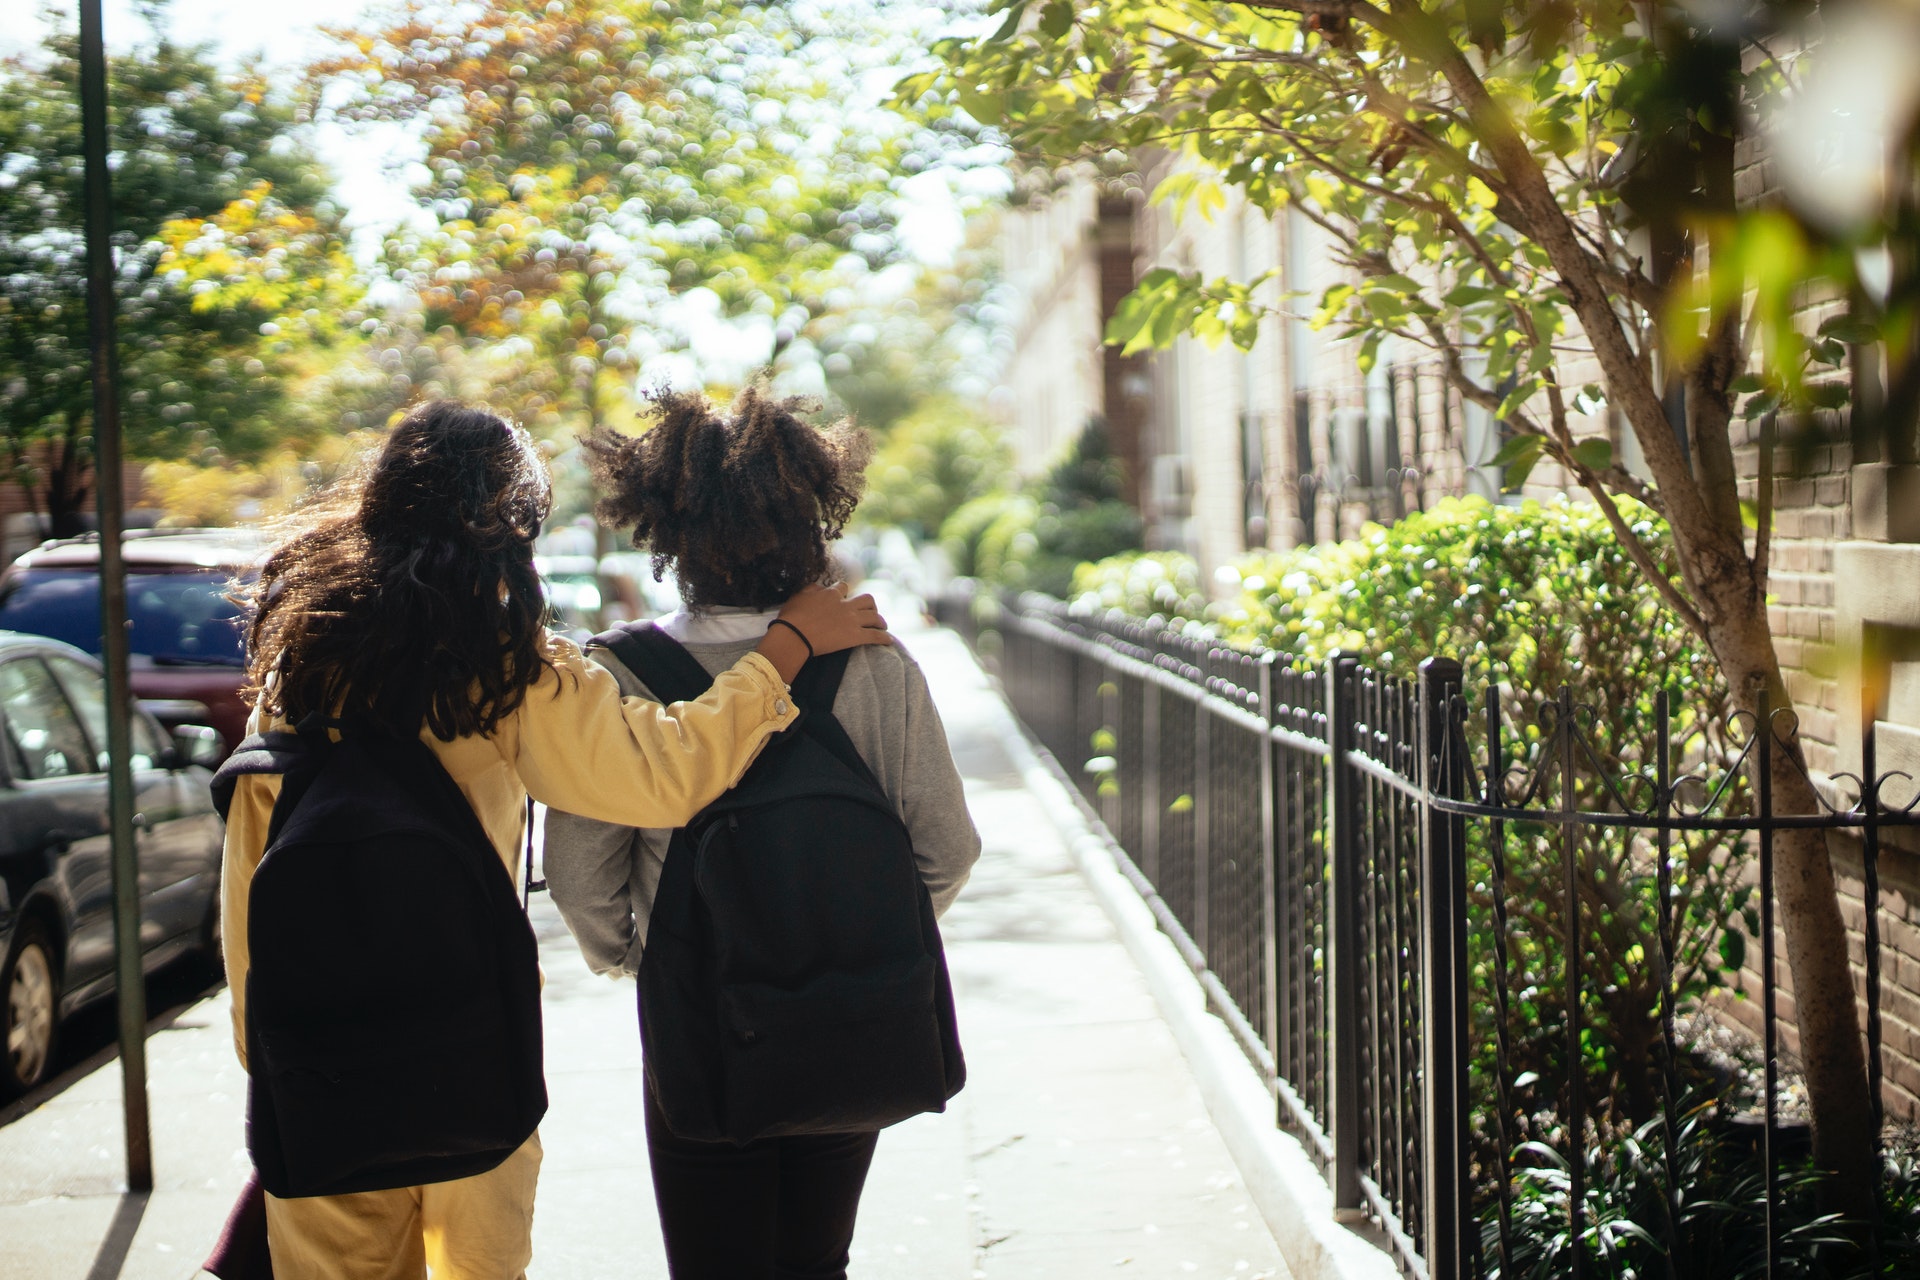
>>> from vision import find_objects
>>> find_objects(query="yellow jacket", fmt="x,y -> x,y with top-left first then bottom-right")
220,633 -> 799,1066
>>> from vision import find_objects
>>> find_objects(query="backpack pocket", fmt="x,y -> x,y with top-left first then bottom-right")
253,1016 -> 535,1197
714,955 -> 949,1142
720,955 -> 937,1039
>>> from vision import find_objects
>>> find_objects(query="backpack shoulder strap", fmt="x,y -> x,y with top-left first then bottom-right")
789,649 -> 849,717
789,651 -> 884,793
209,729 -> 307,821
592,621 -> 715,706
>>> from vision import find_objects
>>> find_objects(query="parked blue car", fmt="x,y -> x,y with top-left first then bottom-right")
0,632 -> 225,1095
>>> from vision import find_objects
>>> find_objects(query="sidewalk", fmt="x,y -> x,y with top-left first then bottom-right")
0,614 -> 1289,1279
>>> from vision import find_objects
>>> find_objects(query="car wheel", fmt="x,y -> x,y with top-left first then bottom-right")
2,919 -> 59,1095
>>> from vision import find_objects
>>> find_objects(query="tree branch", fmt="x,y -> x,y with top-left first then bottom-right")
1373,0 -> 1742,626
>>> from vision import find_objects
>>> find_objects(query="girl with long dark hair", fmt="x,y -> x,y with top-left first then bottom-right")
221,401 -> 891,1278
545,389 -> 979,1280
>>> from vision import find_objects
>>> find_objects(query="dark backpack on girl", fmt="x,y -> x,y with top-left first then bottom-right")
597,622 -> 965,1145
211,718 -> 547,1198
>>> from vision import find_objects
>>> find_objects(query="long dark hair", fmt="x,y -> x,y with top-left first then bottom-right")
584,387 -> 870,610
242,401 -> 555,740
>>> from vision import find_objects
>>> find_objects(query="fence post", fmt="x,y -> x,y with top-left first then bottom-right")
1259,652 -> 1282,1086
1418,657 -> 1470,1280
1323,653 -> 1363,1212
1194,650 -> 1213,958
1142,676 -> 1162,889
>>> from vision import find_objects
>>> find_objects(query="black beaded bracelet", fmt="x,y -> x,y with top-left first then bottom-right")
768,617 -> 814,658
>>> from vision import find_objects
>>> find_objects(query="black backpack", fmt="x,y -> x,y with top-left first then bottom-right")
211,717 -> 547,1198
599,623 -> 965,1145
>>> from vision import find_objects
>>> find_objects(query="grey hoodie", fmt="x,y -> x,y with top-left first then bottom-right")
542,614 -> 980,978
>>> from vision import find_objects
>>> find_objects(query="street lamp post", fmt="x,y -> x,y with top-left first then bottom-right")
77,0 -> 154,1193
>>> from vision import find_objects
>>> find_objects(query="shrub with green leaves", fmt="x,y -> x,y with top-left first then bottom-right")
1070,550 -> 1210,622
1488,1110 -> 1920,1278
938,419 -> 1142,596
1072,496 -> 1756,1155
860,399 -> 1012,543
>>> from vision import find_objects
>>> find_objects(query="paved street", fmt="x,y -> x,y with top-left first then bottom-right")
0,613 -> 1287,1280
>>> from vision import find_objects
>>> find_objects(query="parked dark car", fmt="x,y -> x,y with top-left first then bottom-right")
0,632 -> 226,1094
0,529 -> 262,758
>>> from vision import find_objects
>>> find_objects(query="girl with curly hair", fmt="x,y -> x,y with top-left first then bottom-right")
545,388 -> 979,1280
222,400 -> 892,1278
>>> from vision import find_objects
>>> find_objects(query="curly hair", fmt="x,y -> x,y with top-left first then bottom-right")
584,388 -> 871,610
241,401 -> 555,741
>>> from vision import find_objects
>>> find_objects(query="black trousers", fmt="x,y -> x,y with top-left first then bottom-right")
644,1086 -> 880,1280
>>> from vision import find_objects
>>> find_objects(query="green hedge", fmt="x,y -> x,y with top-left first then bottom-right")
1071,496 -> 1755,1161
939,419 -> 1141,597
859,399 -> 1012,543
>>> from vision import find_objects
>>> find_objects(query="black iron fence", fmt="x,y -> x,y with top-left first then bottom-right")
936,586 -> 1914,1280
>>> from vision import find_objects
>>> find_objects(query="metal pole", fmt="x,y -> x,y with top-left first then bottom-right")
1486,683 -> 1516,1277
1418,657 -> 1468,1280
1560,685 -> 1584,1280
1323,654 -> 1362,1212
1759,690 -> 1778,1280
1653,691 -> 1685,1278
78,0 -> 152,1193
1192,656 -> 1211,959
1258,653 -> 1281,1085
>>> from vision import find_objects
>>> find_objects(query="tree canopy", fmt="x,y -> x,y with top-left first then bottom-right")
0,15 -> 358,531
920,0 -> 1915,1226
321,0 -> 981,436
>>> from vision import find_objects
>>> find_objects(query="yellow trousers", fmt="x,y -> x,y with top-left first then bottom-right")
264,1133 -> 542,1280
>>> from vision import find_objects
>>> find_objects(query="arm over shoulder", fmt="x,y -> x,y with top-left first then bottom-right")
506,634 -> 798,829
540,643 -> 658,978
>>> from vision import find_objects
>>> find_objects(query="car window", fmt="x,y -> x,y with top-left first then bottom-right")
128,573 -> 246,665
131,708 -> 163,764
44,654 -> 161,772
0,659 -> 96,780
0,569 -> 246,665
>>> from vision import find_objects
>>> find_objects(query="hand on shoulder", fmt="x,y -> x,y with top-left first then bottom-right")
776,583 -> 893,656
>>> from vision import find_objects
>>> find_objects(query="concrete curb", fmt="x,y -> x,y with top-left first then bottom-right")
982,692 -> 1403,1280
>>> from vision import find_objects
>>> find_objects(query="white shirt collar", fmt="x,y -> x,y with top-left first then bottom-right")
656,605 -> 781,645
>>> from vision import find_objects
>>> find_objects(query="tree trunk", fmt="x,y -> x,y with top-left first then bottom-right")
1709,595 -> 1880,1219
46,416 -> 91,539
1416,33 -> 1882,1215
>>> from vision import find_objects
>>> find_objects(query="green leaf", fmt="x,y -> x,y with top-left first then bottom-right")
986,0 -> 1031,43
1719,927 -> 1746,973
1152,169 -> 1226,224
1490,432 -> 1545,468
1356,330 -> 1384,374
1496,381 -> 1536,422
1038,1 -> 1075,40
1363,291 -> 1405,322
1817,316 -> 1880,345
1443,284 -> 1498,307
954,84 -> 1007,126
1504,450 -> 1543,490
1571,438 -> 1613,473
